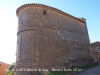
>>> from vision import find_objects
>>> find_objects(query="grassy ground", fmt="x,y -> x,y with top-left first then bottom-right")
47,63 -> 98,75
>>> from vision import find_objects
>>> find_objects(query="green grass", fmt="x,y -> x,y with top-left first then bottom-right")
6,72 -> 15,75
47,63 -> 98,75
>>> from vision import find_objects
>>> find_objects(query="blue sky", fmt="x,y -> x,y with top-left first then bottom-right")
0,0 -> 100,64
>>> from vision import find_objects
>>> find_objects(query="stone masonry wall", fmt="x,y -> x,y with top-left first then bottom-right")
16,4 -> 90,75
90,42 -> 100,63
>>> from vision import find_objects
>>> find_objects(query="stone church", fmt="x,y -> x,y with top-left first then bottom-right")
16,3 -> 92,75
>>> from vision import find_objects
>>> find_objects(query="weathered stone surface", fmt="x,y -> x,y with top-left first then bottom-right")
90,41 -> 100,63
16,4 -> 90,75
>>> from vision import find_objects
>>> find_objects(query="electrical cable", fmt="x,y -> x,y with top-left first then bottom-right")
90,33 -> 100,42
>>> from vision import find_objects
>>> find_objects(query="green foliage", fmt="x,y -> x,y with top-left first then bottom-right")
6,72 -> 15,75
6,63 -> 15,75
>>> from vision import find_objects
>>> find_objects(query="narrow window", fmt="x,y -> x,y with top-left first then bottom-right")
43,10 -> 47,15
96,57 -> 98,59
0,64 -> 1,66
